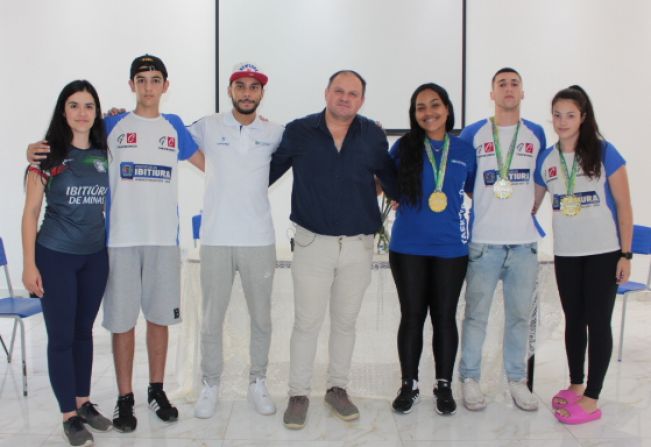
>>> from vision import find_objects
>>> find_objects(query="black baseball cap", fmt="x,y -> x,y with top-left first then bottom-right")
130,54 -> 168,80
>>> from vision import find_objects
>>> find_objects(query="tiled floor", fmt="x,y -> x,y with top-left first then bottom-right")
1,263 -> 650,446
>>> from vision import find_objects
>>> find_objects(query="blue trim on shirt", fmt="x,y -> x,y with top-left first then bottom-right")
162,113 -> 199,160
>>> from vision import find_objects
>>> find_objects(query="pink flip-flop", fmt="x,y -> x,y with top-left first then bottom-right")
555,402 -> 602,425
551,389 -> 581,409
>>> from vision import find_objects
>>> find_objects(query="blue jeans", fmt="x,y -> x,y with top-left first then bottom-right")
459,242 -> 538,382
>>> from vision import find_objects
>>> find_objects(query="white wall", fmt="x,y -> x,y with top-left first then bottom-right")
0,0 -> 214,290
1,0 -> 650,289
219,0 -> 463,129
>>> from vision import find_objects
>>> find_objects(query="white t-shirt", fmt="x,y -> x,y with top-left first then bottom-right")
188,111 -> 284,246
535,141 -> 625,256
104,112 -> 198,247
460,118 -> 546,244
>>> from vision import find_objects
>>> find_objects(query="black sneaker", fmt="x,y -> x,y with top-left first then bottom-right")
434,380 -> 457,415
113,393 -> 137,433
148,385 -> 179,422
63,415 -> 93,446
77,402 -> 112,432
392,380 -> 420,414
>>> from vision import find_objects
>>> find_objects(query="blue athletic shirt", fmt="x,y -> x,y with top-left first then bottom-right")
389,134 -> 476,258
31,147 -> 109,255
535,141 -> 625,256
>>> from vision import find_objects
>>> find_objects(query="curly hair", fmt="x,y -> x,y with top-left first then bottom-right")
397,83 -> 455,206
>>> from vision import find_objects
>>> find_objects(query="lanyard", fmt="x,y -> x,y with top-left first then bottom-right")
557,143 -> 579,195
423,134 -> 450,193
490,117 -> 520,180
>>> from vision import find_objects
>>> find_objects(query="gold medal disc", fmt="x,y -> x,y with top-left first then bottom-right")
493,178 -> 513,199
429,191 -> 448,212
561,195 -> 581,217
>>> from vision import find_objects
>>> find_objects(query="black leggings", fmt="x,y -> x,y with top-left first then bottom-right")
389,251 -> 468,382
554,250 -> 620,400
36,244 -> 108,412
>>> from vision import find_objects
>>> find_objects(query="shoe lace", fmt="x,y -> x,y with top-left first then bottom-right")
117,396 -> 135,417
199,387 -> 210,400
254,379 -> 270,397
81,402 -> 100,417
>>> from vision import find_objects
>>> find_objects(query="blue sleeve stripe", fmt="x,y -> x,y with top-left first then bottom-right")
104,112 -> 129,136
603,141 -> 626,177
162,113 -> 199,161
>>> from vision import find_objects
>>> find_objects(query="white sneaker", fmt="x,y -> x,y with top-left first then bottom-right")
461,378 -> 487,411
248,378 -> 276,415
508,379 -> 538,411
194,383 -> 219,419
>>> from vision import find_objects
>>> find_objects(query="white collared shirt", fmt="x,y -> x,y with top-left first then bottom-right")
189,111 -> 284,246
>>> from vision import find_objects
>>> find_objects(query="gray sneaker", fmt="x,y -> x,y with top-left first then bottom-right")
77,402 -> 113,432
63,416 -> 94,446
283,395 -> 309,430
324,387 -> 359,421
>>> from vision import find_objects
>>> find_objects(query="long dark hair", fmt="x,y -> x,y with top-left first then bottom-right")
397,83 -> 455,206
41,80 -> 107,171
552,85 -> 603,179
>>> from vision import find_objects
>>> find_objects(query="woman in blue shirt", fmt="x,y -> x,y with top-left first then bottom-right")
389,83 -> 476,415
22,80 -> 112,445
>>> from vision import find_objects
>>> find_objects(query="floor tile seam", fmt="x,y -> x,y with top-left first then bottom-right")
220,399 -> 238,440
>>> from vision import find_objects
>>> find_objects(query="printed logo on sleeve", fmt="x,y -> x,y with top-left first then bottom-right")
547,166 -> 558,180
116,133 -> 138,149
483,169 -> 531,185
158,136 -> 177,152
552,191 -> 600,211
476,142 -> 495,157
120,162 -> 172,182
517,142 -> 534,157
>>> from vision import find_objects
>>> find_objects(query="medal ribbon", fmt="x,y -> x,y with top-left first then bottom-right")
424,134 -> 450,193
490,117 -> 520,181
557,143 -> 579,196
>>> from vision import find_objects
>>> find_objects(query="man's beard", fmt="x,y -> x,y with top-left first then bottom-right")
233,99 -> 258,115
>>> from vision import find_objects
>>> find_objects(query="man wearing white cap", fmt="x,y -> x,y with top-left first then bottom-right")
189,62 -> 284,419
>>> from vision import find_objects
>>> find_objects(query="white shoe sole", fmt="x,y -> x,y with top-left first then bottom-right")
462,399 -> 487,411
512,396 -> 539,411
392,394 -> 421,414
247,392 -> 277,415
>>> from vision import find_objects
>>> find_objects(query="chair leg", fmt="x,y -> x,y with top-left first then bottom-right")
17,318 -> 27,396
0,334 -> 9,359
8,318 -> 19,363
617,294 -> 628,362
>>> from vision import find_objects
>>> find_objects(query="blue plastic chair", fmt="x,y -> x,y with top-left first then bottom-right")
616,225 -> 651,361
0,237 -> 43,396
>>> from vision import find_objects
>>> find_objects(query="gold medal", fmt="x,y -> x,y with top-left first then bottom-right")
428,191 -> 447,212
493,178 -> 513,199
561,195 -> 581,216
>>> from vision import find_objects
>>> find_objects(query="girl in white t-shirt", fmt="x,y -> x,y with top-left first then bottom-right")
534,85 -> 633,425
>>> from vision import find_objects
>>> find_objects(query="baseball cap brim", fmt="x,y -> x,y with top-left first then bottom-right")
229,71 -> 268,86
